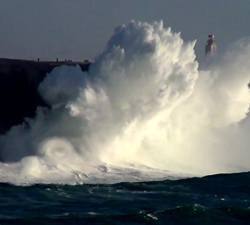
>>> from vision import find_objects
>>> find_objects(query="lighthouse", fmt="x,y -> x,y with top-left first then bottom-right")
205,35 -> 217,56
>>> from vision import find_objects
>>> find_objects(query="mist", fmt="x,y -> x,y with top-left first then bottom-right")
0,21 -> 250,185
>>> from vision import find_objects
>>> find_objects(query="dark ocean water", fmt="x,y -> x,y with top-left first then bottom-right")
1,21 -> 250,225
0,172 -> 249,225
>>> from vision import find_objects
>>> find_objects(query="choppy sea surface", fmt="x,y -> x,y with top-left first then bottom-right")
0,172 -> 249,224
1,21 -> 250,224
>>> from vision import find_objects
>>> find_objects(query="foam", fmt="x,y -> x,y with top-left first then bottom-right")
0,21 -> 250,184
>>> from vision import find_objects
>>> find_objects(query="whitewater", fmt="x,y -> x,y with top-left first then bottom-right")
1,20 -> 250,185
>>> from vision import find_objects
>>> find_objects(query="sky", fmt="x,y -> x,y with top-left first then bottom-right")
1,0 -> 250,62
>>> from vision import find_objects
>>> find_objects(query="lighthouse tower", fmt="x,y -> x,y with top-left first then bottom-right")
205,35 -> 217,56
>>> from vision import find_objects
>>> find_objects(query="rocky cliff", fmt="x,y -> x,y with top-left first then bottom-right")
0,58 -> 91,135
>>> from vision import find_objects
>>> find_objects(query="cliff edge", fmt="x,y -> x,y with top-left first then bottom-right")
0,58 -> 91,135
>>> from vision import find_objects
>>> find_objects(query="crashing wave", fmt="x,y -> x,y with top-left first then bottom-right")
0,21 -> 250,184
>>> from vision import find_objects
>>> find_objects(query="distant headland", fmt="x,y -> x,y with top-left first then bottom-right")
0,58 -> 92,135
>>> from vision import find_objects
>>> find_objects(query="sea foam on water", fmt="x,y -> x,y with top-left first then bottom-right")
0,21 -> 250,184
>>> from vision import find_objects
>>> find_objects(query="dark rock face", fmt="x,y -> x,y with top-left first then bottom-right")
0,58 -> 91,135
